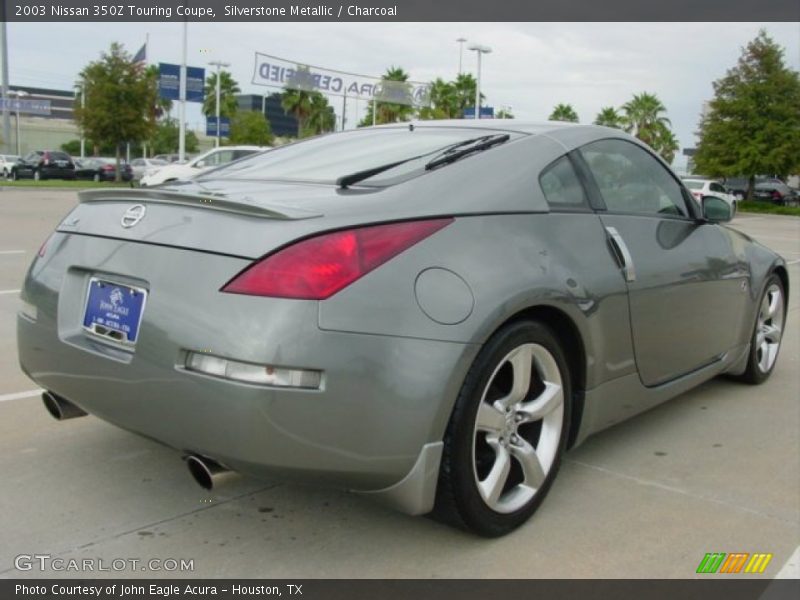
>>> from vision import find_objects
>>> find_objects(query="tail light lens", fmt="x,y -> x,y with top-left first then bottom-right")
222,218 -> 454,300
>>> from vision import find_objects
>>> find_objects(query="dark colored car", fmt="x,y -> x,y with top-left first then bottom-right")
10,150 -> 76,181
753,182 -> 799,206
75,158 -> 133,182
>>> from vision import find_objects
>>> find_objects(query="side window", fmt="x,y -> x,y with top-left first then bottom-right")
539,155 -> 588,209
131,159 -> 143,167
580,139 -> 688,217
710,182 -> 725,194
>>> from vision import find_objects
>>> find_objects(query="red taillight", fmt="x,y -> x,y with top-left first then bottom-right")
102,164 -> 114,171
222,218 -> 454,300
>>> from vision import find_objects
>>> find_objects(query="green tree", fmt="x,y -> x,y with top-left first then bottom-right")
594,106 -> 624,128
150,119 -> 198,155
203,70 -> 241,119
281,66 -> 317,137
654,126 -> 680,164
694,30 -> 800,198
453,73 -> 483,115
359,66 -> 415,126
621,92 -> 671,147
228,111 -> 274,145
74,42 -> 157,180
496,107 -> 515,119
549,103 -> 579,123
305,93 -> 336,136
418,78 -> 457,120
145,64 -> 173,119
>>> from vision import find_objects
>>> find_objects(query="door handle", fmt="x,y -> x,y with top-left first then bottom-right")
605,226 -> 636,282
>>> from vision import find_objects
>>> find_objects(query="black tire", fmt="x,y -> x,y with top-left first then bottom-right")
433,320 -> 572,537
735,274 -> 786,385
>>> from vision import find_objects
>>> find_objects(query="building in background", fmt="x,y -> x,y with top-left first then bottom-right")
236,92 -> 298,138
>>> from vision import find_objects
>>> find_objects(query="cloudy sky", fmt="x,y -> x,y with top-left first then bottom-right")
7,21 -> 800,169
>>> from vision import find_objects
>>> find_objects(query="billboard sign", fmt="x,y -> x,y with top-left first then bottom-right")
159,63 -> 206,102
0,97 -> 51,115
206,117 -> 230,137
252,52 -> 430,107
463,106 -> 495,119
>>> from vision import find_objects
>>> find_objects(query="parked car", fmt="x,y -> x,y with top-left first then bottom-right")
18,121 -> 787,537
753,181 -> 799,206
74,158 -> 133,182
682,177 -> 738,215
140,146 -> 266,186
130,157 -> 169,182
9,150 -> 76,181
0,154 -> 20,178
152,154 -> 182,163
724,176 -> 789,200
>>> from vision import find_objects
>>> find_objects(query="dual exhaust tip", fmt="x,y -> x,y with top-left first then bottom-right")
42,390 -> 233,491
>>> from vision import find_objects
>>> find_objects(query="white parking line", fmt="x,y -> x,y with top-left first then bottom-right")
775,545 -> 800,578
787,259 -> 800,265
0,389 -> 42,403
0,250 -> 25,255
0,289 -> 20,295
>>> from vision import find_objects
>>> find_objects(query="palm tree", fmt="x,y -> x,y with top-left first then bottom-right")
654,124 -> 680,164
549,103 -> 579,123
282,88 -> 314,137
305,92 -> 336,135
420,78 -> 457,119
621,92 -> 671,147
594,106 -> 623,128
452,73 -> 484,115
360,66 -> 415,126
203,70 -> 241,119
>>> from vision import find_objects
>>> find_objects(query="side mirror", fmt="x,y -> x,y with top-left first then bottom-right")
702,195 -> 732,223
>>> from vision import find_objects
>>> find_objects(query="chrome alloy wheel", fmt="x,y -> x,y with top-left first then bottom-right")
472,343 -> 564,514
756,283 -> 784,374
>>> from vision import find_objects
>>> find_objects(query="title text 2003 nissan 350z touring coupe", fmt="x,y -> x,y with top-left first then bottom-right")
17,121 -> 788,536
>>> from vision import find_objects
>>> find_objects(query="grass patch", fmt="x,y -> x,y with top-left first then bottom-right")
738,201 -> 800,217
0,179 -> 134,189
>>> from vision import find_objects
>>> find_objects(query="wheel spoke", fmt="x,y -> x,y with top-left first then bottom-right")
762,323 -> 782,344
517,382 -> 563,423
496,345 -> 533,409
767,291 -> 781,319
758,341 -> 771,372
510,439 -> 546,488
478,445 -> 511,505
476,401 -> 506,434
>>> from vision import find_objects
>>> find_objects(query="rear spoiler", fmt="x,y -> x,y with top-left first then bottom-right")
78,188 -> 322,221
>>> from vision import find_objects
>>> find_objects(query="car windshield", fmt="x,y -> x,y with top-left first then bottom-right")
683,180 -> 704,190
149,159 -> 168,166
211,127 -> 518,185
48,152 -> 70,161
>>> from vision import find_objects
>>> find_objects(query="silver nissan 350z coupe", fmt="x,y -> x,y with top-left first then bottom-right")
17,121 -> 788,536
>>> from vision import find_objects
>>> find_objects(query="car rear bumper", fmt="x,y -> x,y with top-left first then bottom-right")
17,233 -> 477,498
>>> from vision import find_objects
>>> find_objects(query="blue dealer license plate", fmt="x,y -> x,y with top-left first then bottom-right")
82,279 -> 147,345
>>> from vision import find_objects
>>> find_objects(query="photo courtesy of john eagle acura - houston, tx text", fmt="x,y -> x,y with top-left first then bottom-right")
17,120 -> 788,537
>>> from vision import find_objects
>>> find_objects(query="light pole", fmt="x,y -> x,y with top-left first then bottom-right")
75,82 -> 85,158
1,19 -> 11,154
8,90 -> 28,155
467,44 -> 491,120
208,60 -> 230,147
178,21 -> 187,162
456,37 -> 467,75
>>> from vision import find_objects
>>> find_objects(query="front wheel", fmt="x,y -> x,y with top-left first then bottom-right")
93,173 -> 100,182
736,275 -> 786,384
434,320 -> 571,537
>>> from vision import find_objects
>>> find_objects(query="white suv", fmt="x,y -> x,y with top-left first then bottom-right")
140,146 -> 266,187
0,154 -> 21,178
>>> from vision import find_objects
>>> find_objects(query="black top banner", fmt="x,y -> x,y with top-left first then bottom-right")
2,0 -> 800,22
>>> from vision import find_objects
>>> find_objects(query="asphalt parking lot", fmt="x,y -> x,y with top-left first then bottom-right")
0,188 -> 798,579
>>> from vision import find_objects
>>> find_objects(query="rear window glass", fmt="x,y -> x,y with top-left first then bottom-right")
211,127 -> 518,185
683,180 -> 703,190
49,152 -> 71,161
